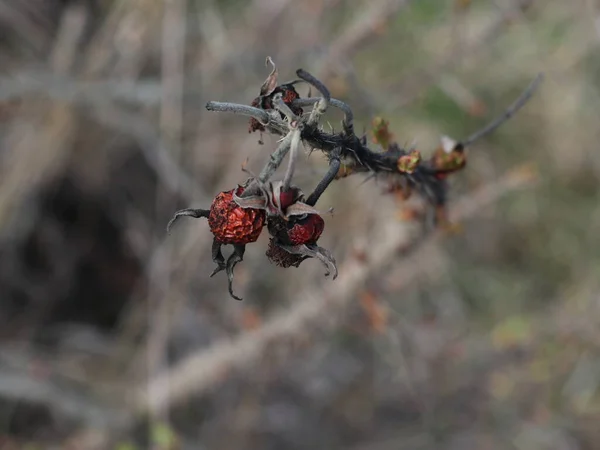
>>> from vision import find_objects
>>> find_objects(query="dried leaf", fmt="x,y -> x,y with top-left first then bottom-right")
260,56 -> 279,96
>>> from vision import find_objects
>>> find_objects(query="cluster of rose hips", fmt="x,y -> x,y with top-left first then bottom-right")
168,58 -> 542,300
167,176 -> 333,300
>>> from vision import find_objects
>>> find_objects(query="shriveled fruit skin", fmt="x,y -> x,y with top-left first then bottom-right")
208,187 -> 266,244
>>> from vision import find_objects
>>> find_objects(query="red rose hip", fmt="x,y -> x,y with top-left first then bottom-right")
208,186 -> 265,244
286,214 -> 325,245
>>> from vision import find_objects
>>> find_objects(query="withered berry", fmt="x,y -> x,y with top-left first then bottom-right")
265,238 -> 306,268
166,183 -> 267,301
265,213 -> 336,278
208,186 -> 266,244
286,214 -> 324,245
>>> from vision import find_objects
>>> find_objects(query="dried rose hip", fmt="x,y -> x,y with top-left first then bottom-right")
265,213 -> 336,279
286,214 -> 324,245
166,183 -> 266,301
265,238 -> 306,268
208,186 -> 265,244
227,177 -> 337,279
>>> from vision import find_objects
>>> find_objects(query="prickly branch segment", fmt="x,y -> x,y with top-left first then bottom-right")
170,57 -> 543,300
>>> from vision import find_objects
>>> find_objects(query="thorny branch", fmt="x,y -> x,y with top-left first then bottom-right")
169,58 -> 543,299
295,97 -> 355,135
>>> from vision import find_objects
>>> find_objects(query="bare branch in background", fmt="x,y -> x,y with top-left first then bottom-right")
145,0 -> 188,424
324,0 -> 414,66
461,73 -> 544,147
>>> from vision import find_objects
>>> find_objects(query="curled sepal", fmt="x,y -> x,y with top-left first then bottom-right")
248,58 -> 303,134
284,202 -> 322,218
210,240 -> 246,301
233,180 -> 276,215
267,181 -> 303,215
166,208 -> 210,234
276,243 -> 338,279
232,192 -> 267,210
225,244 -> 246,301
260,56 -> 279,96
233,179 -> 321,220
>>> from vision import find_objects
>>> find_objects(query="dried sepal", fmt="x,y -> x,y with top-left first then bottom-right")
284,202 -> 322,218
166,208 -> 210,234
260,56 -> 279,96
248,58 -> 304,134
167,183 -> 267,300
265,210 -> 335,278
276,243 -> 338,279
209,240 -> 246,301
231,193 -> 267,211
233,179 -> 321,220
266,238 -> 307,268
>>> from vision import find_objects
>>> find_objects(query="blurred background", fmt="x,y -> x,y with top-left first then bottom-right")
0,0 -> 599,448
